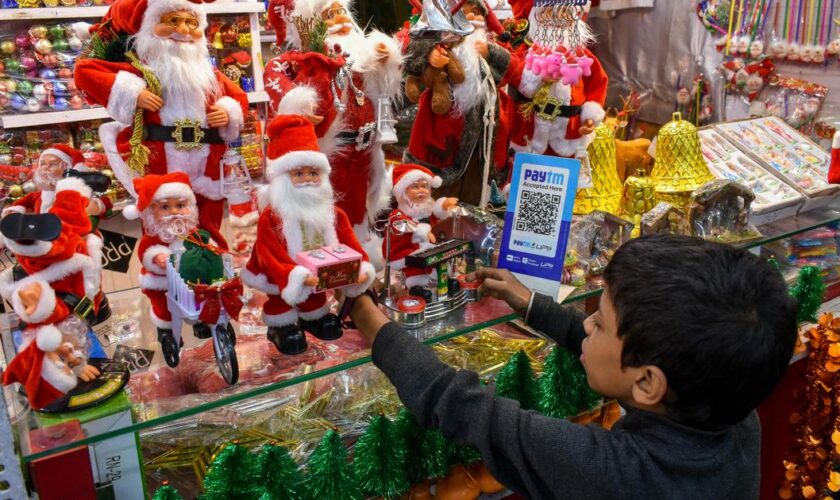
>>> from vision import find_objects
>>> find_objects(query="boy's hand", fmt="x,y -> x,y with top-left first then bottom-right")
350,294 -> 390,344
467,268 -> 532,317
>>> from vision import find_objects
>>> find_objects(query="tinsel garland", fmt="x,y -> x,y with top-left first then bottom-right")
304,430 -> 362,500
151,483 -> 183,500
200,443 -> 259,499
352,415 -> 411,498
254,443 -> 305,500
791,266 -> 826,324
494,350 -> 540,410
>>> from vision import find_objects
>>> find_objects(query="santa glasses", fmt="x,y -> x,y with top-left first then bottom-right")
160,13 -> 200,31
323,6 -> 349,20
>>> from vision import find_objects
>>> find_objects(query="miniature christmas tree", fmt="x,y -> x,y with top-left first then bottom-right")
538,346 -> 583,419
254,443 -> 305,500
790,265 -> 825,324
152,483 -> 183,500
304,430 -> 361,500
352,414 -> 411,498
394,408 -> 450,483
445,440 -> 482,468
575,367 -> 603,412
494,350 -> 539,410
201,443 -> 258,500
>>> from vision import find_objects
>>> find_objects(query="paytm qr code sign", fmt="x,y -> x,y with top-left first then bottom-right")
499,153 -> 580,299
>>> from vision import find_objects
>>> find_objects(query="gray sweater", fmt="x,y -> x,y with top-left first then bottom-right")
371,293 -> 761,499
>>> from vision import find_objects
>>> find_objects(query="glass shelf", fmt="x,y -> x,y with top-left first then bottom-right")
6,198 -> 840,462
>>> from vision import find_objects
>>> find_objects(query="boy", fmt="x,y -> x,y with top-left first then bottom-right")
350,234 -> 798,499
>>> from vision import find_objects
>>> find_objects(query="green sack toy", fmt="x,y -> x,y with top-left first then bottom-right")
177,230 -> 225,286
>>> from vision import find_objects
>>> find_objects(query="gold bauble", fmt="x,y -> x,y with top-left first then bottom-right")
8,184 -> 23,199
102,169 -> 115,180
573,123 -> 623,215
650,112 -> 715,208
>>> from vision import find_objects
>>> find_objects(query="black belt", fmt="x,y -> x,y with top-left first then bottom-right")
57,292 -> 96,324
143,124 -> 225,145
537,103 -> 582,118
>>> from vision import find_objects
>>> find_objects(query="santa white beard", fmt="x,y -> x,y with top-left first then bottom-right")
143,209 -> 199,244
398,197 -> 434,221
451,29 -> 486,116
32,167 -> 59,191
269,174 -> 336,242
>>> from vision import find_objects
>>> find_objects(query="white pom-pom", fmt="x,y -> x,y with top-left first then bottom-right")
71,22 -> 92,42
35,325 -> 62,352
122,204 -> 140,220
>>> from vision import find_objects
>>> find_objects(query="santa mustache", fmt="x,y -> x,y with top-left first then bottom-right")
161,33 -> 197,43
327,22 -> 354,34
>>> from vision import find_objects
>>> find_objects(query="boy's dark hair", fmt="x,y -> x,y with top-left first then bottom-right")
603,234 -> 798,429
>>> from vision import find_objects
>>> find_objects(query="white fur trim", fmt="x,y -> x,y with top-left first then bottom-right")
40,354 -> 78,393
2,205 -> 26,216
240,267 -> 280,295
5,239 -> 53,257
518,68 -> 544,98
39,191 -> 55,213
389,258 -> 406,271
580,101 -> 606,125
318,114 -> 346,159
432,198 -> 452,220
153,182 -> 196,205
122,205 -> 140,220
281,265 -> 315,306
393,170 -> 442,200
89,198 -> 106,215
833,131 -> 840,149
412,223 -> 433,244
298,300 -> 332,320
190,175 -> 223,201
405,272 -> 434,289
55,177 -> 92,200
40,148 -> 74,170
342,261 -> 376,298
277,86 -> 320,116
99,122 -> 137,198
255,185 -> 270,212
229,210 -> 259,227
141,0 -> 208,34
262,308 -> 299,327
142,245 -> 171,275
35,324 -> 62,352
140,272 -> 168,291
0,254 -> 91,300
12,279 -> 56,324
266,151 -> 331,182
362,31 -> 404,102
71,21 -> 92,42
83,234 -> 103,298
355,224 -> 384,272
214,96 -> 245,143
107,71 -> 147,124
149,309 -> 172,329
365,146 -> 392,221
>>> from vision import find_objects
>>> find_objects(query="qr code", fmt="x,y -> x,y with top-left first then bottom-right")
514,190 -> 561,236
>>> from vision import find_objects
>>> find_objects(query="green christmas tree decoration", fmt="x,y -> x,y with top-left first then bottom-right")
394,408 -> 450,483
790,265 -> 825,324
495,350 -> 539,410
768,257 -> 781,272
254,443 -> 305,500
538,346 -> 583,419
445,440 -> 482,467
304,429 -> 361,500
152,483 -> 183,500
575,367 -> 603,412
352,415 -> 411,498
201,443 -> 259,500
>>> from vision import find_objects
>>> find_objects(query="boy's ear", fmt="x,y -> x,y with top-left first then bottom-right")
631,365 -> 668,407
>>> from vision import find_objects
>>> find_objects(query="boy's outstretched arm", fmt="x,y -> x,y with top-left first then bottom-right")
352,296 -> 616,500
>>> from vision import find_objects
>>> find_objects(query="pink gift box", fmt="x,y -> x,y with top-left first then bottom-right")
296,244 -> 362,291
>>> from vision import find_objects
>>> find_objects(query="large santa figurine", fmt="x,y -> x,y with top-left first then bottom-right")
384,164 -> 458,301
241,115 -> 376,355
74,0 -> 249,243
403,0 -> 514,205
506,0 -> 607,157
263,0 -> 403,266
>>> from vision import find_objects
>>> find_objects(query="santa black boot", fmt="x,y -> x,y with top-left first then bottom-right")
299,313 -> 343,341
192,322 -> 212,339
267,324 -> 308,355
157,328 -> 181,368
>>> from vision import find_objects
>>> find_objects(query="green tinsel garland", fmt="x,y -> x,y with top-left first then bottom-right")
304,430 -> 361,500
254,443 -> 305,500
152,484 -> 183,500
352,415 -> 411,499
200,444 -> 259,500
791,265 -> 825,324
494,350 -> 539,410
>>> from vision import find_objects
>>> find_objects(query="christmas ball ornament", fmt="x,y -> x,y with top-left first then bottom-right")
56,68 -> 72,79
0,61 -> 5,76
22,180 -> 35,193
69,94 -> 83,109
48,25 -> 66,40
38,69 -> 56,80
20,54 -> 37,72
68,36 -> 82,52
52,97 -> 68,110
43,0 -> 60,6
29,25 -> 49,40
65,80 -> 76,92
35,39 -> 53,55
52,39 -> 69,52
16,80 -> 33,95
15,33 -> 31,50
0,40 -> 17,55
41,53 -> 59,68
52,82 -> 67,95
573,123 -> 622,216
650,112 -> 715,208
25,97 -> 41,112
4,59 -> 22,75
8,185 -> 23,198
0,153 -> 10,163
0,92 -> 9,110
2,79 -> 17,93
33,83 -> 46,101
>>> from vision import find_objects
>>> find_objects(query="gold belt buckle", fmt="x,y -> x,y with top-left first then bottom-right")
536,97 -> 563,121
171,118 -> 205,151
74,296 -> 95,321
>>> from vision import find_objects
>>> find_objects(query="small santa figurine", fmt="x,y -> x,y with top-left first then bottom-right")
403,0 -> 515,205
384,164 -> 458,301
241,115 -> 376,355
2,144 -> 112,226
263,0 -> 403,265
74,0 -> 249,244
122,172 -> 227,348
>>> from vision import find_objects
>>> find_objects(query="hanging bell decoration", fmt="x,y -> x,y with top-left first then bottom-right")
620,169 -> 656,237
650,112 -> 715,208
573,123 -> 622,216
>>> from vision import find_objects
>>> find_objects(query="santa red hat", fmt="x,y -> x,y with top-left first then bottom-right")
40,144 -> 86,171
265,114 -> 330,182
122,172 -> 196,220
510,0 -> 531,21
268,0 -> 294,46
92,0 -> 212,38
392,163 -> 442,199
2,325 -> 78,410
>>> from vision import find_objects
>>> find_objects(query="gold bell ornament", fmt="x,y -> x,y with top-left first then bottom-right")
620,169 -> 656,237
650,112 -> 714,208
573,123 -> 623,216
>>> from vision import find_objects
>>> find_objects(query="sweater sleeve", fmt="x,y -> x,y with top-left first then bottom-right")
372,324 -> 619,499
526,292 -> 588,355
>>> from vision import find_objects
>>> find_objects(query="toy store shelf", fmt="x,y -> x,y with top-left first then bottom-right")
0,1 -> 264,20
9,197 -> 840,463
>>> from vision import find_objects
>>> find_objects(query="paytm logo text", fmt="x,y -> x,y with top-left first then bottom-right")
513,239 -> 552,251
524,168 -> 564,185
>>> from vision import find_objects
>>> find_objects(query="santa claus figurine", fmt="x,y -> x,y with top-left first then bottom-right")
74,0 -> 249,245
263,0 -> 403,266
384,164 -> 459,301
403,0 -> 514,206
122,172 -> 227,353
3,144 -> 112,229
241,115 -> 376,355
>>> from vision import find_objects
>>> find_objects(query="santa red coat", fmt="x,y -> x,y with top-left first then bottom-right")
384,199 -> 452,278
4,190 -> 113,228
263,35 -> 402,240
74,59 -> 248,243
0,179 -> 103,328
241,205 -> 376,326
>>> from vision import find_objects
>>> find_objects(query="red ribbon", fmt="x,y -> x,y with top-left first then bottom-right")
193,277 -> 244,324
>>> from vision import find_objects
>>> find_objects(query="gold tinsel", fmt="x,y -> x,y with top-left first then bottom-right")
650,112 -> 714,208
574,123 -> 623,216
